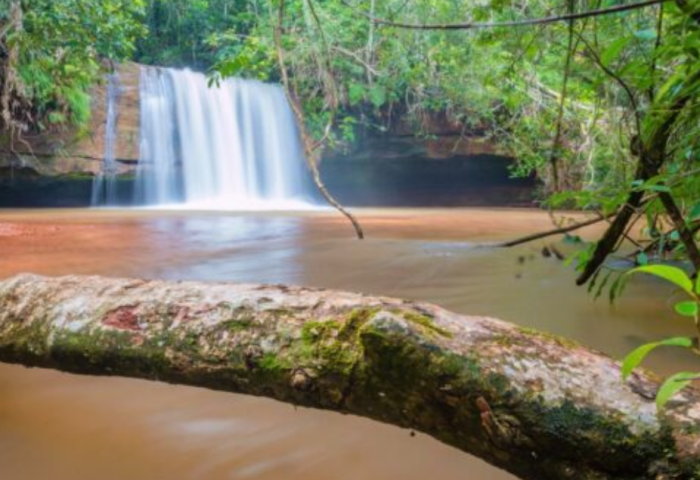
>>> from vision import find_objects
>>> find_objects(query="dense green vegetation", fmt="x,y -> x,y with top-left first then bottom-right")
0,0 -> 144,134
135,0 -> 252,68
619,264 -> 700,407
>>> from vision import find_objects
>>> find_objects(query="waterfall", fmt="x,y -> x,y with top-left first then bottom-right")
134,66 -> 314,210
91,71 -> 122,206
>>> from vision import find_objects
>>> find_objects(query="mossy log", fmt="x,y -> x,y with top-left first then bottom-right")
0,274 -> 698,480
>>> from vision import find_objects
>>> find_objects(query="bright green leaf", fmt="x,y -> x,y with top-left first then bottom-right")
626,265 -> 694,295
348,83 -> 365,106
656,372 -> 698,409
601,37 -> 631,66
368,85 -> 387,108
674,301 -> 698,317
621,337 -> 693,380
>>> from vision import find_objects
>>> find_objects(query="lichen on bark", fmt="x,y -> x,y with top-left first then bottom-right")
0,273 -> 698,480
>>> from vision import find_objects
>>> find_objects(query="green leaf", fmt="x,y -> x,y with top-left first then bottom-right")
594,271 -> 613,301
348,83 -> 365,106
368,85 -> 387,108
563,234 -> 583,244
601,37 -> 631,66
674,301 -> 698,317
655,74 -> 684,102
689,201 -> 700,221
636,252 -> 649,266
609,273 -> 629,304
621,337 -> 693,380
626,265 -> 694,295
656,372 -> 698,409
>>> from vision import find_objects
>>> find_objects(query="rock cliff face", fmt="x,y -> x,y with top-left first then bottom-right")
0,63 -> 140,178
0,62 -> 503,179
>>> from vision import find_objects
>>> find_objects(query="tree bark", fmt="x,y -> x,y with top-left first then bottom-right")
0,274 -> 698,480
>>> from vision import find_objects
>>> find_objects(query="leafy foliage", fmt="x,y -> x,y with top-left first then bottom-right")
621,336 -> 692,380
135,0 -> 259,70
1,0 -> 146,132
621,265 -> 699,409
656,371 -> 699,408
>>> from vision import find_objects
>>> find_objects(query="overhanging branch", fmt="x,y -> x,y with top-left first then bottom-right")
342,0 -> 668,31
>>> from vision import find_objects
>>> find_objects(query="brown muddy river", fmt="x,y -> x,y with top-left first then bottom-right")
0,208 -> 696,480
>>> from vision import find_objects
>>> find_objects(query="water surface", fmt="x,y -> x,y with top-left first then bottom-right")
0,208 -> 694,480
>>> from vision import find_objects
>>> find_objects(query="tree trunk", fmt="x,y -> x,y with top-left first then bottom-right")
0,274 -> 698,480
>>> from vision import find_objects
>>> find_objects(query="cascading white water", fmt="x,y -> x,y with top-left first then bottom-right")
91,71 -> 122,206
134,66 -> 314,210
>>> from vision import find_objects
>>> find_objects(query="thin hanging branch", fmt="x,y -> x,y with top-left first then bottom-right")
365,0 -> 376,85
342,0 -> 669,31
303,0 -> 340,151
274,0 -> 365,239
576,32 -> 642,136
547,0 -> 577,192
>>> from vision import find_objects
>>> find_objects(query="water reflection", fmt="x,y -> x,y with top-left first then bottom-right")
141,215 -> 306,283
0,208 -> 695,480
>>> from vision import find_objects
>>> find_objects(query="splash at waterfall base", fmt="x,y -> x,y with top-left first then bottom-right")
0,274 -> 699,480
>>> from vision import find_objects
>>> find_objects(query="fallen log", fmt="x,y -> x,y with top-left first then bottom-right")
0,274 -> 698,480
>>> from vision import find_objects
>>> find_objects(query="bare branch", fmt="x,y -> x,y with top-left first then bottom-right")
342,0 -> 668,31
498,213 -> 615,247
274,0 -> 365,239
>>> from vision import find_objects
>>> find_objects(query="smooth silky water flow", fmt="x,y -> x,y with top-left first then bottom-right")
91,71 -> 123,206
0,208 -> 697,480
134,67 -> 314,210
